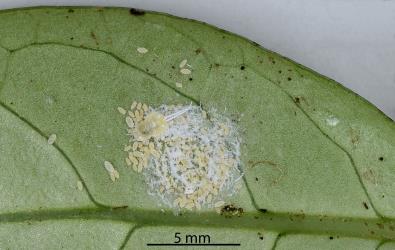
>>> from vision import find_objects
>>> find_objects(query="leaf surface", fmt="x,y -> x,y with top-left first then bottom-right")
0,7 -> 394,249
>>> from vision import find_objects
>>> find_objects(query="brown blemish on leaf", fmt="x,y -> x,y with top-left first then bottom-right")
257,232 -> 264,240
112,205 -> 128,210
249,160 -> 284,185
268,56 -> 276,64
361,168 -> 379,185
129,8 -> 145,16
348,128 -> 360,147
90,31 -> 99,46
293,96 -> 309,106
220,204 -> 244,217
293,210 -> 306,220
195,48 -> 202,54
376,223 -> 384,229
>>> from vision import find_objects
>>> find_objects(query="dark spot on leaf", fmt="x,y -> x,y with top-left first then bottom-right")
287,77 -> 292,81
294,97 -> 300,104
255,177 -> 259,181
90,32 -> 99,46
65,15 -> 69,19
195,48 -> 202,54
129,8 -> 145,16
329,236 -> 333,240
220,204 -> 244,217
259,236 -> 264,240
112,205 -> 128,210
254,216 -> 259,219
278,70 -> 282,74
240,65 -> 245,70
68,9 -> 74,13
214,63 -> 220,68
259,208 -> 268,213
363,202 -> 369,210
70,37 -> 74,40
379,156 -> 384,161
288,69 -> 293,72
189,78 -> 193,81
171,65 -> 175,69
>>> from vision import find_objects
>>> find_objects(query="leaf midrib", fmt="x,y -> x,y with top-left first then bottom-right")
0,207 -> 393,240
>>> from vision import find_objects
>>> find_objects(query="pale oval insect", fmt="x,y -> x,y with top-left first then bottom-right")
137,47 -> 148,54
180,68 -> 192,75
47,134 -> 57,145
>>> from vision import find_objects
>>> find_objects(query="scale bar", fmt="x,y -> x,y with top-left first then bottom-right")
147,243 -> 240,246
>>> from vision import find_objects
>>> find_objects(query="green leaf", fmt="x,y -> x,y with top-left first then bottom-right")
0,6 -> 394,249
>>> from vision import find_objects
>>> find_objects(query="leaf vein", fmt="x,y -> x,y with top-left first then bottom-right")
248,67 -> 383,219
0,100 -> 109,209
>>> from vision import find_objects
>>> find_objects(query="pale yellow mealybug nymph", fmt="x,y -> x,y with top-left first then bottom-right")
137,47 -> 148,54
180,68 -> 192,75
47,134 -> 57,145
134,112 -> 168,141
77,181 -> 83,191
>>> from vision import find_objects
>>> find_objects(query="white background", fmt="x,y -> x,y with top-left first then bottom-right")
1,0 -> 394,120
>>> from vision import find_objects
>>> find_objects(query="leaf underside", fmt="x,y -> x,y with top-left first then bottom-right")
0,7 -> 394,250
